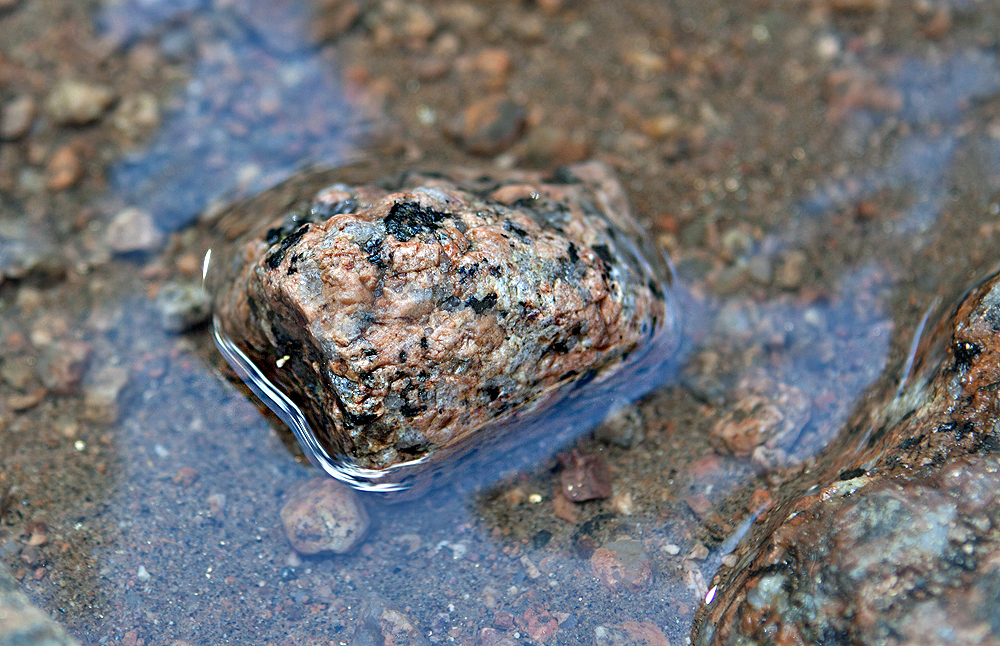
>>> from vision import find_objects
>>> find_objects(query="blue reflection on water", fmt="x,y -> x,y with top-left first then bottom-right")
99,0 -> 363,232
802,49 -> 1000,236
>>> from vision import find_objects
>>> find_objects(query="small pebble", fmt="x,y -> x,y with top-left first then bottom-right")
39,340 -> 92,395
82,364 -> 129,423
1,95 -> 35,140
552,491 -> 580,523
590,539 -> 653,592
611,491 -> 634,516
520,554 -> 542,579
777,249 -> 808,289
446,95 -> 526,155
173,467 -> 199,487
402,4 -> 436,42
106,207 -> 164,253
1,357 -> 37,391
46,80 -> 115,125
6,388 -> 45,411
620,621 -> 670,646
559,450 -> 612,501
641,113 -> 681,139
472,47 -> 512,88
280,477 -> 369,554
46,144 -> 83,190
156,282 -> 211,332
113,92 -> 160,139
206,493 -> 226,518
136,565 -> 151,582
352,595 -> 430,646
493,611 -> 515,630
19,546 -> 42,566
477,627 -> 517,646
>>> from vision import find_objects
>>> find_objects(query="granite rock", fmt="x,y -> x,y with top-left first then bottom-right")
695,268 -> 1000,645
280,477 -> 369,554
207,162 -> 675,485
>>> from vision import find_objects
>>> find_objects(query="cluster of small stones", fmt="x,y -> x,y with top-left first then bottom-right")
208,162 -> 670,473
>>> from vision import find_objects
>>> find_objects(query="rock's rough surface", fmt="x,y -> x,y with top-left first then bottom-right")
208,161 -> 675,487
280,477 -> 369,554
695,268 -> 1000,645
0,561 -> 80,646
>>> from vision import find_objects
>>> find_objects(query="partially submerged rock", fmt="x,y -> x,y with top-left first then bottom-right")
694,268 -> 1000,645
206,161 -> 677,493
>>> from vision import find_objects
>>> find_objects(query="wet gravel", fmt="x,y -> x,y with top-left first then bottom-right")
2,0 -> 1000,645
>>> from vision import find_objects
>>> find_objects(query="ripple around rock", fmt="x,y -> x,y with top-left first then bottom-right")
206,161 -> 678,493
694,267 -> 1000,645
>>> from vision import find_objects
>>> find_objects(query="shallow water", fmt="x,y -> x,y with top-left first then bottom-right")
2,1 -> 1000,645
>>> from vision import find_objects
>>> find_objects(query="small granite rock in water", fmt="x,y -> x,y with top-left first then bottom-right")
351,594 -> 430,646
106,207 -> 163,253
208,161 -> 673,484
280,477 -> 369,554
709,373 -> 810,460
590,539 -> 653,592
694,267 -> 1000,645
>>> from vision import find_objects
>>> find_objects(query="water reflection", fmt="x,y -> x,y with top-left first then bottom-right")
100,0 -> 365,232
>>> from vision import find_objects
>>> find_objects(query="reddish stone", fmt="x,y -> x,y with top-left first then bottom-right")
559,450 -> 612,501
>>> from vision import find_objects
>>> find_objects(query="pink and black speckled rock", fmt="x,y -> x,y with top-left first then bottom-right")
206,161 -> 678,493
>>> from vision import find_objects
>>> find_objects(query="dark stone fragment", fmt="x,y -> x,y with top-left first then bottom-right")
384,201 -> 448,241
559,449 -> 612,501
838,467 -> 866,480
590,243 -> 614,267
466,292 -> 497,314
265,223 -> 309,270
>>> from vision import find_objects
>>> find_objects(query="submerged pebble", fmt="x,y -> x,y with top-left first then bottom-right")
280,477 -> 369,554
206,161 -> 678,493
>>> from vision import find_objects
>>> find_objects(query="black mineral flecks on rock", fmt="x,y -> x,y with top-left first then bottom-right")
205,161 -> 679,495
694,267 -> 1000,645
